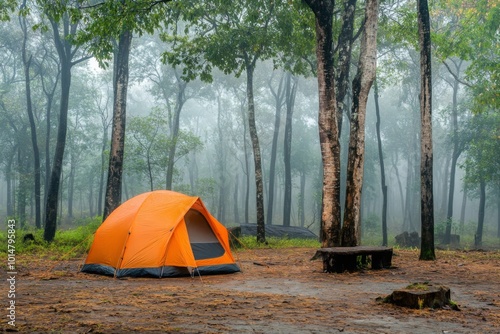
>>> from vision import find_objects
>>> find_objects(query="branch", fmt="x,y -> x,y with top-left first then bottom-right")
442,60 -> 472,88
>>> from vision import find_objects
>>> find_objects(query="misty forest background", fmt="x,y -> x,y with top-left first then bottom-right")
0,0 -> 499,249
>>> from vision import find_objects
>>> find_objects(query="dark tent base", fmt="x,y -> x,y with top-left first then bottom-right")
81,263 -> 240,278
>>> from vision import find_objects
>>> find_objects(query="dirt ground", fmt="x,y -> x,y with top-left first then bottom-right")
3,247 -> 500,333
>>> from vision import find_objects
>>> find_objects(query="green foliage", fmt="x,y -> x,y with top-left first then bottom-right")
363,213 -> 380,233
233,235 -> 320,250
162,0 -> 312,82
0,0 -> 17,22
125,107 -> 203,190
72,0 -> 173,68
432,0 -> 500,111
0,216 -> 101,259
461,112 -> 500,189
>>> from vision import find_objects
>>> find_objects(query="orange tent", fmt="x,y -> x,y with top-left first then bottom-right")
81,190 -> 240,278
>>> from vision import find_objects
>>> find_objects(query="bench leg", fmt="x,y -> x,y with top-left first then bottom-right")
371,251 -> 392,269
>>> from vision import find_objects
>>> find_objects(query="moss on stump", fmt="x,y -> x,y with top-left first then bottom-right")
382,282 -> 459,310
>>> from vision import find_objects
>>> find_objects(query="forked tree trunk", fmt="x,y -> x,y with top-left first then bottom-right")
341,0 -> 379,247
417,0 -> 436,260
103,29 -> 132,220
305,0 -> 342,247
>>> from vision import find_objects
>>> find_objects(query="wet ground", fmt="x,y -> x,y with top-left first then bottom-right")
3,247 -> 500,333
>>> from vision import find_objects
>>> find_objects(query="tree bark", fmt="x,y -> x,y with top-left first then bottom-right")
103,29 -> 132,220
305,0 -> 342,247
246,62 -> 266,243
336,0 -> 358,137
341,0 -> 379,247
374,80 -> 388,246
417,0 -> 436,260
283,73 -> 297,227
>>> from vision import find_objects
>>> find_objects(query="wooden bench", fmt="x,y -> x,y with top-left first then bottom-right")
311,246 -> 393,273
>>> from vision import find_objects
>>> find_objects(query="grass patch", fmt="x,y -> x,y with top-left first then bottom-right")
232,236 -> 320,249
406,282 -> 430,291
0,216 -> 101,260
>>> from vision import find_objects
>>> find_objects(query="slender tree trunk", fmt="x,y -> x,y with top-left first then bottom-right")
233,177 -> 240,224
42,74 -> 58,209
241,102 -> 250,226
103,29 -> 132,220
474,179 -> 486,248
246,63 -> 266,243
98,126 -> 108,216
299,171 -> 306,227
374,80 -> 388,246
444,78 -> 461,243
216,95 -> 226,223
267,73 -> 285,226
283,73 -> 297,227
438,154 -> 450,222
418,0 -> 436,260
44,49 -> 71,242
20,8 -> 42,228
305,0 -> 342,247
497,185 -> 500,238
6,150 -> 15,217
459,189 -> 467,234
165,71 -> 187,190
341,0 -> 378,247
17,146 -> 28,226
67,150 -> 75,218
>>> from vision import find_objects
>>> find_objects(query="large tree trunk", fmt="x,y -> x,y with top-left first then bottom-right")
20,12 -> 42,228
417,0 -> 436,260
305,0 -> 342,247
374,80 -> 388,246
341,0 -> 379,247
267,73 -> 285,226
283,73 -> 297,227
103,29 -> 132,220
246,63 -> 266,243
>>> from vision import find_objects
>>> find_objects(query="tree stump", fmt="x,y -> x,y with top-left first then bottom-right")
382,282 -> 459,310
